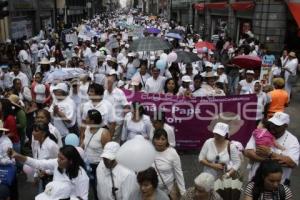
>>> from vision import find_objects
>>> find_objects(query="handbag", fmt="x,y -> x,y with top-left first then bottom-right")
287,75 -> 297,85
154,161 -> 181,200
0,164 -> 17,186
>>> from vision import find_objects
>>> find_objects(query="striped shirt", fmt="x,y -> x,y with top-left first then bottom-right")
244,182 -> 293,200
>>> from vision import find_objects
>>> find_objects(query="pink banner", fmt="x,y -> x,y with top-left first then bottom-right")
123,90 -> 258,150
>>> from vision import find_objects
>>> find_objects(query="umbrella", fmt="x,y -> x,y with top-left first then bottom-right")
232,55 -> 262,69
43,69 -> 72,83
175,51 -> 201,63
169,29 -> 185,35
195,41 -> 216,50
146,27 -> 161,34
214,177 -> 243,200
129,37 -> 172,52
165,32 -> 182,40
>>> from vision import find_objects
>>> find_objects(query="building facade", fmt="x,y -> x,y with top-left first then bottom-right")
170,0 -> 300,52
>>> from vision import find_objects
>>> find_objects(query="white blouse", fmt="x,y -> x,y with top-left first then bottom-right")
83,127 -> 104,164
153,147 -> 186,195
198,138 -> 241,179
121,112 -> 152,141
25,157 -> 89,200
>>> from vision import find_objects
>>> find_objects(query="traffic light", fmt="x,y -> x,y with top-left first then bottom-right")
0,0 -> 9,19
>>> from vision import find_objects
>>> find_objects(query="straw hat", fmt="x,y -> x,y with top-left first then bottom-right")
39,58 -> 51,65
0,120 -> 9,132
8,94 -> 21,108
288,51 -> 296,58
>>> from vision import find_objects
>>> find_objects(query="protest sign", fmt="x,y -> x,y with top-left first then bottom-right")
123,90 -> 257,149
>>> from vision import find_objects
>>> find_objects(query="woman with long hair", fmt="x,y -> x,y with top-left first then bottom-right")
9,145 -> 89,200
244,159 -> 292,200
31,122 -> 59,191
164,78 -> 179,95
152,128 -> 186,199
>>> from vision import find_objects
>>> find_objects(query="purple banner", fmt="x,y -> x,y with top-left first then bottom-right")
123,90 -> 257,150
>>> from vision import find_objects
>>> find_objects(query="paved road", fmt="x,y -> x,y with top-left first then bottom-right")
17,84 -> 300,199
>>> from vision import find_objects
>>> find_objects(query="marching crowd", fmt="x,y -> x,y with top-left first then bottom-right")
0,9 -> 299,200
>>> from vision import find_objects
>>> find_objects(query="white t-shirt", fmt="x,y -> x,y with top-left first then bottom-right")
246,131 -> 300,183
217,73 -> 228,84
49,96 -> 76,137
149,123 -> 176,147
145,76 -> 166,93
239,79 -> 254,95
198,138 -> 241,179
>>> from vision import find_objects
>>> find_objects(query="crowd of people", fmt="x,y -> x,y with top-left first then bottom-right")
0,9 -> 299,200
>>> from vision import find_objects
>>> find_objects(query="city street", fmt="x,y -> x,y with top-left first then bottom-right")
18,82 -> 300,199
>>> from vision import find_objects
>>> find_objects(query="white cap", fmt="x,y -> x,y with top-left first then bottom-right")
125,44 -> 130,48
192,49 -> 198,54
205,62 -> 213,68
53,82 -> 68,93
127,52 -> 136,57
181,75 -> 192,82
212,122 -> 229,137
246,70 -> 255,74
35,181 -> 72,200
91,44 -> 96,48
217,65 -> 225,69
268,112 -> 290,126
101,142 -> 120,160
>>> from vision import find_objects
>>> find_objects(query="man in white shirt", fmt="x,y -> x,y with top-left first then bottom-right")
89,44 -> 101,73
96,142 -> 137,200
192,74 -> 206,97
18,44 -> 32,80
245,112 -> 300,185
80,83 -> 116,142
145,67 -> 166,93
10,62 -> 29,88
283,51 -> 298,98
81,41 -> 92,68
49,83 -> 77,139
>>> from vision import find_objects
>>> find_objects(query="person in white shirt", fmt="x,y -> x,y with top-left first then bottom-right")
81,42 -> 92,68
35,109 -> 63,147
0,64 -> 13,90
150,111 -> 176,148
253,81 -> 269,124
237,70 -> 255,95
96,142 -> 138,200
104,74 -> 128,140
131,63 -> 151,89
49,82 -> 77,138
216,65 -> 228,94
282,51 -> 298,98
79,83 -> 116,143
0,123 -> 13,165
245,112 -> 300,185
152,129 -> 186,197
10,62 -> 29,88
121,102 -> 152,143
192,74 -> 206,97
10,145 -> 89,200
145,67 -> 166,93
89,44 -> 101,73
31,122 -> 59,191
125,52 -> 138,80
18,44 -> 32,80
82,109 -> 111,200
199,122 -> 241,180
178,75 -> 193,97
201,72 -> 225,96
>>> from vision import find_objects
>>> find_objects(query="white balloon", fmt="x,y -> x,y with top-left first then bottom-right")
167,52 -> 178,63
160,53 -> 168,61
116,135 -> 156,172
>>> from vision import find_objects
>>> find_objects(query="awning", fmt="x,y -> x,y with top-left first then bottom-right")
194,3 -> 205,11
230,1 -> 255,11
287,1 -> 300,28
205,2 -> 227,10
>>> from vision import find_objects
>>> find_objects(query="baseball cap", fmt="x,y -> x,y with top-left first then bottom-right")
101,142 -> 120,160
213,122 -> 229,137
268,112 -> 290,126
205,62 -> 213,68
53,82 -> 69,93
217,65 -> 224,69
246,70 -> 255,74
181,75 -> 192,83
